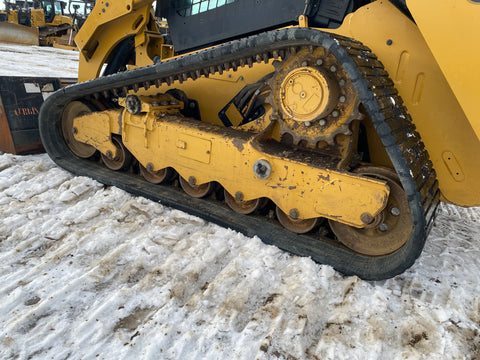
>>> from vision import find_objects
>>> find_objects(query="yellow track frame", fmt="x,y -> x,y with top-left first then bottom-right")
73,104 -> 390,227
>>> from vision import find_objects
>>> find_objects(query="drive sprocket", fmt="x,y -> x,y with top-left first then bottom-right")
266,46 -> 362,148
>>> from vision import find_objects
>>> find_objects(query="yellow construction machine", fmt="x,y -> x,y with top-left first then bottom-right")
38,0 -> 480,280
0,0 -> 92,47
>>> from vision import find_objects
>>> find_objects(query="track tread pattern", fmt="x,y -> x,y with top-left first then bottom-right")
338,34 -> 439,235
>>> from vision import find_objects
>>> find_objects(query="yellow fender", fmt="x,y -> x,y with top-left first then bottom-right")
407,0 -> 480,141
328,1 -> 480,206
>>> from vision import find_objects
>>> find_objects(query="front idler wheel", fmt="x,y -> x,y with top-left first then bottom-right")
328,166 -> 412,256
61,101 -> 97,158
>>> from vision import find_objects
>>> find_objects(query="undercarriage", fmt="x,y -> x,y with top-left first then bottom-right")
39,28 -> 439,280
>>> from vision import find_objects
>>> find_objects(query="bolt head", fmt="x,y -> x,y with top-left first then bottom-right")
188,176 -> 196,186
390,207 -> 400,216
126,95 -> 141,115
106,150 -> 113,159
379,223 -> 389,232
319,119 -> 326,126
361,212 -> 374,225
235,191 -> 244,202
289,208 -> 299,219
253,159 -> 272,179
316,59 -> 323,66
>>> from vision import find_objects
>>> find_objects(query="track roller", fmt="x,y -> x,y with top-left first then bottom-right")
179,177 -> 214,198
139,165 -> 175,184
101,136 -> 133,171
276,206 -> 320,234
224,190 -> 266,215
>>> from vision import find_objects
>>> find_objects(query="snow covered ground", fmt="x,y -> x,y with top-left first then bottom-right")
0,44 -> 78,78
0,45 -> 479,360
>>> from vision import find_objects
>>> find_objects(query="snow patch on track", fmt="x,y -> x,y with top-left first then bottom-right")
0,153 -> 479,359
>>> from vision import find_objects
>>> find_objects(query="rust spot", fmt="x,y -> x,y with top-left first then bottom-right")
118,111 -> 123,133
288,186 -> 296,190
318,174 -> 330,182
232,138 -> 244,152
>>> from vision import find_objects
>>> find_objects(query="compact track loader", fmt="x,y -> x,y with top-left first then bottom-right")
39,0 -> 480,280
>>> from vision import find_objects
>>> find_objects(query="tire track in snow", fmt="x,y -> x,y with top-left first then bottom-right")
0,153 -> 479,360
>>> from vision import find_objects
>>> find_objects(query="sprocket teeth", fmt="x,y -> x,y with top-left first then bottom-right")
264,46 -> 363,153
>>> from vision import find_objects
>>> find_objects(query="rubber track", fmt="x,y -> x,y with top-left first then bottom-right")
39,28 -> 440,280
